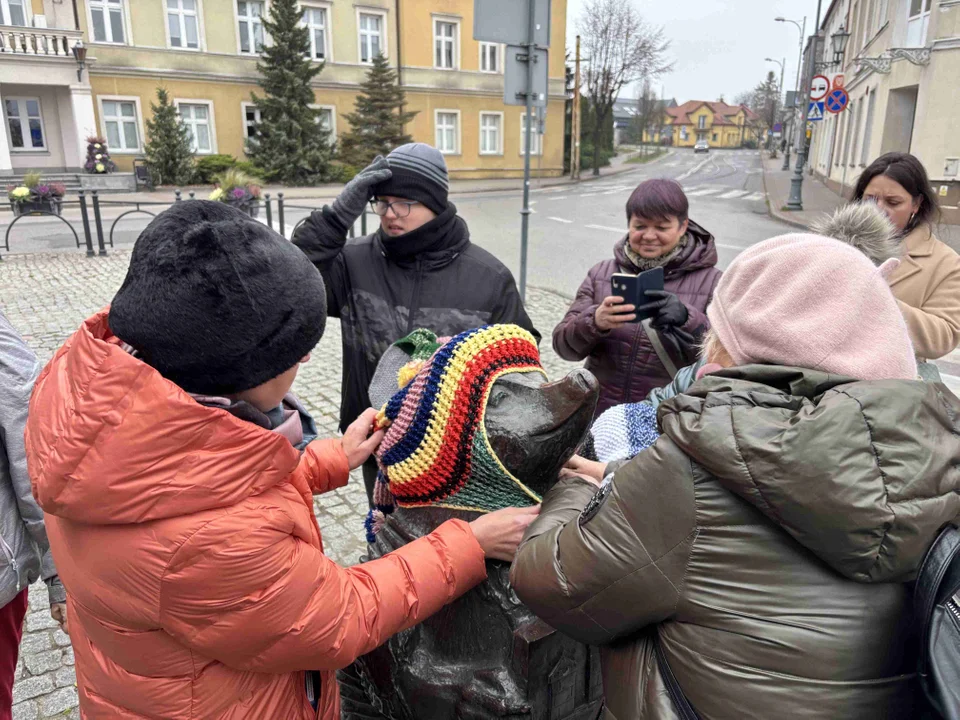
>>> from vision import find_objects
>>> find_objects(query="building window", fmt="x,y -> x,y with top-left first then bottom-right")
712,133 -> 718,142
4,98 -> 44,151
89,0 -> 126,44
237,0 -> 264,54
697,115 -> 706,130
302,5 -> 328,61
479,42 -> 499,73
906,0 -> 931,47
434,19 -> 457,70
100,98 -> 140,152
317,106 -> 336,140
520,114 -> 542,156
479,112 -> 502,155
177,101 -> 214,154
242,102 -> 261,141
860,90 -> 876,166
358,11 -> 384,63
0,0 -> 27,27
435,110 -> 459,154
167,0 -> 200,50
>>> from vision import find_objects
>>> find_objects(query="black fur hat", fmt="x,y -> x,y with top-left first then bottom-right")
109,201 -> 326,395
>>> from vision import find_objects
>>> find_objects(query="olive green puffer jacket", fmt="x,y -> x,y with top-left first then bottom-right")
511,365 -> 960,720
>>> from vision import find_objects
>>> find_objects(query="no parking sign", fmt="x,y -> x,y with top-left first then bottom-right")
826,88 -> 849,114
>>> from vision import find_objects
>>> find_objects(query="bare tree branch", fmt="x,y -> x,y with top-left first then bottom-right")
578,0 -> 672,174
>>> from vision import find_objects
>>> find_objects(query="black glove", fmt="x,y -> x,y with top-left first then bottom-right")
330,156 -> 392,228
638,290 -> 688,330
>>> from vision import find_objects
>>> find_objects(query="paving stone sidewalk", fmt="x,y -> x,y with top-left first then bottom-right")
0,250 -> 580,720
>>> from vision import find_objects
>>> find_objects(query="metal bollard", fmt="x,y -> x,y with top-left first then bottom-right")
265,194 -> 273,230
174,189 -> 182,202
78,191 -> 95,257
277,192 -> 285,238
188,191 -> 195,200
91,191 -> 107,256
361,211 -> 367,236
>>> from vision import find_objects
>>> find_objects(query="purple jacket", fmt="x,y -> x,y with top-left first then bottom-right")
553,221 -> 721,417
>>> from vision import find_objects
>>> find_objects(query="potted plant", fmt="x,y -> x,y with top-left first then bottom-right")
84,136 -> 117,174
209,168 -> 261,219
7,172 -> 66,216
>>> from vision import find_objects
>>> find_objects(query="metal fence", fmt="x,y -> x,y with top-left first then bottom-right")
0,191 -> 375,260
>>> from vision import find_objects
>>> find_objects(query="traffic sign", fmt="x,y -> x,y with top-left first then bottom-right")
807,101 -> 825,121
503,45 -> 548,107
825,88 -> 849,114
474,0 -> 551,47
832,74 -> 845,90
810,75 -> 830,101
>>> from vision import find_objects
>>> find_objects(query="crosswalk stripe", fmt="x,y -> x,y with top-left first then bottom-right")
718,190 -> 750,199
548,196 -> 569,201
686,187 -> 724,197
548,216 -> 573,224
745,192 -> 766,201
586,224 -> 625,233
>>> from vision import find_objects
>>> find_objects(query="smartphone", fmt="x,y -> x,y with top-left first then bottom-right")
610,267 -> 665,322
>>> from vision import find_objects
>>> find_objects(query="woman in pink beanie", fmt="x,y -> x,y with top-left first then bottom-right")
511,233 -> 959,720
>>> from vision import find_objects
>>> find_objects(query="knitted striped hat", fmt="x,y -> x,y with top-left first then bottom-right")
366,325 -> 544,538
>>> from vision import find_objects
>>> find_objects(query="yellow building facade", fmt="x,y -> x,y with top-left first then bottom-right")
23,0 -> 566,179
644,100 -> 762,149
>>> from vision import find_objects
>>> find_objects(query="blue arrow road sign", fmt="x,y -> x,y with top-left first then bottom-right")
826,88 -> 849,114
807,101 -> 825,121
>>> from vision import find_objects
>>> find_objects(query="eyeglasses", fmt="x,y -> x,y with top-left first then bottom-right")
370,199 -> 421,218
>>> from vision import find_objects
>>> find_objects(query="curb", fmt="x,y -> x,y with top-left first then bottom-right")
760,159 -> 812,231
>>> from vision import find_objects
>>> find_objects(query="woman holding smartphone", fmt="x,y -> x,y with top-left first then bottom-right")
553,178 -> 721,417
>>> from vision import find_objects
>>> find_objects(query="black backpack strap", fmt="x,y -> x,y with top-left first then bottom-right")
914,521 -> 960,680
654,630 -> 702,720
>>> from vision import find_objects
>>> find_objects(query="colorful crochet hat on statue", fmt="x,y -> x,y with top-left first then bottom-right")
581,401 -> 660,464
366,325 -> 544,541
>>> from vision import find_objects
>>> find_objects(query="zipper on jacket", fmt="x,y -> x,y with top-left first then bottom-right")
622,323 -> 644,404
405,259 -> 424,335
0,535 -> 20,592
948,596 -> 960,627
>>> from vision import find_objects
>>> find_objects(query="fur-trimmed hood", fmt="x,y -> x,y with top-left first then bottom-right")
810,202 -> 902,266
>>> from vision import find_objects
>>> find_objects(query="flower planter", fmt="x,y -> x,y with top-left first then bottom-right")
225,199 -> 260,219
11,198 -> 62,217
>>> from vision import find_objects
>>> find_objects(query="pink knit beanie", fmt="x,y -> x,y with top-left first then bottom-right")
707,234 -> 917,381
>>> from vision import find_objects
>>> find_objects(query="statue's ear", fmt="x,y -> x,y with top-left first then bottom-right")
368,328 -> 442,409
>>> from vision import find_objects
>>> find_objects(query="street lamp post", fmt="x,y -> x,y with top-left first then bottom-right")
776,16 -> 806,171
765,57 -> 785,153
785,0 -> 823,211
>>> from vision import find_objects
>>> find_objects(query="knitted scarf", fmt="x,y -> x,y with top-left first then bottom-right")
622,232 -> 689,272
366,325 -> 544,540
583,401 -> 660,464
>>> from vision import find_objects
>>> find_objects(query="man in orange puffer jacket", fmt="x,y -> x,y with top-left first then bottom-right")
24,201 -> 537,719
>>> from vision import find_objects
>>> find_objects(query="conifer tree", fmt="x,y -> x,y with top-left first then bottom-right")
143,87 -> 195,186
338,54 -> 418,168
247,0 -> 332,184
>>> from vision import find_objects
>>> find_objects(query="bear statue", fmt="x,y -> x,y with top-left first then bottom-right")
339,325 -> 604,720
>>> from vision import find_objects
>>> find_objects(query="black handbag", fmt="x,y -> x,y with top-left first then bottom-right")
914,521 -> 960,720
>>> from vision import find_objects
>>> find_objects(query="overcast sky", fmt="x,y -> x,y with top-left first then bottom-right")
565,0 -> 823,103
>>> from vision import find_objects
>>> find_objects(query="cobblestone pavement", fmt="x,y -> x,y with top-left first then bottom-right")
0,249 -> 581,719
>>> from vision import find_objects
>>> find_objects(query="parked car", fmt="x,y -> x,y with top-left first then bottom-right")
694,140 -> 710,154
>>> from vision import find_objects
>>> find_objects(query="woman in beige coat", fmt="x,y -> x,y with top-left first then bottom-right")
854,152 -> 960,362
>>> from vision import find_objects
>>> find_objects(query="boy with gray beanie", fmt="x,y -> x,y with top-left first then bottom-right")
293,143 -> 539,505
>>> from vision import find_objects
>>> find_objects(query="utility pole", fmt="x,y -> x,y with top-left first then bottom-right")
786,0 -> 823,210
571,34 -> 582,180
518,0 -> 536,302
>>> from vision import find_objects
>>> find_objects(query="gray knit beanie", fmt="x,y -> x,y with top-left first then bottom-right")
374,143 -> 449,214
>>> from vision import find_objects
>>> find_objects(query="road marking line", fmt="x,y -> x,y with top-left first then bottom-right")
580,193 -> 599,197
745,192 -> 766,201
548,196 -> 569,200
686,187 -> 723,197
719,190 -> 750,199
586,224 -> 625,233
717,243 -> 747,251
548,216 -> 573,224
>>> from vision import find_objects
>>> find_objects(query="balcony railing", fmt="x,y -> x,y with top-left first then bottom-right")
0,27 -> 82,58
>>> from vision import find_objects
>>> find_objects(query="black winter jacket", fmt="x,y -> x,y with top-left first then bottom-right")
293,203 -> 539,430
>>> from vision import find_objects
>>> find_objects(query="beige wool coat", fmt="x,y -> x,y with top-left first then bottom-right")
888,225 -> 960,361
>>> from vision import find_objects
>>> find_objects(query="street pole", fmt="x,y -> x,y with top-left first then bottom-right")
519,0 -> 536,302
780,16 -> 806,170
786,0 -> 822,211
571,34 -> 582,181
